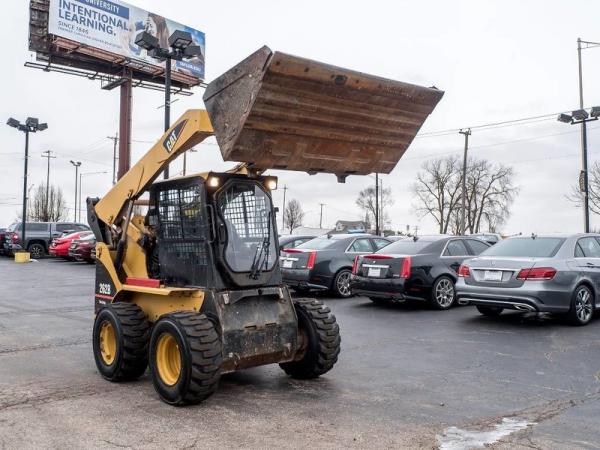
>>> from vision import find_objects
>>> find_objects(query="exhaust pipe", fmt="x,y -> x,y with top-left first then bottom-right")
513,304 -> 536,312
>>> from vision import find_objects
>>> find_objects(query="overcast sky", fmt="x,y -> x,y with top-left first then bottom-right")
2,0 -> 600,234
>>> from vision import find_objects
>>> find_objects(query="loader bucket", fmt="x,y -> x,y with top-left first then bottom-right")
203,46 -> 444,181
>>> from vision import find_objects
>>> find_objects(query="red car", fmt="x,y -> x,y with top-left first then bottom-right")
49,231 -> 92,259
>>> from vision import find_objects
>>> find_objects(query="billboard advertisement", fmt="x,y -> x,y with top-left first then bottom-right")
48,0 -> 205,80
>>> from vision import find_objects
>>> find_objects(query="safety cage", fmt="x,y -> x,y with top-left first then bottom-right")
149,177 -> 212,288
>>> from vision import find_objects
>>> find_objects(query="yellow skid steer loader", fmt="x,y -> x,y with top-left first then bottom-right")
87,46 -> 443,405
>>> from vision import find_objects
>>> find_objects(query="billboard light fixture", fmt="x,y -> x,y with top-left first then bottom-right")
168,30 -> 193,49
572,109 -> 589,121
557,113 -> 572,124
135,31 -> 159,51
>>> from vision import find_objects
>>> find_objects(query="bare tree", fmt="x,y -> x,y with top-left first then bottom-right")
413,155 -> 518,234
566,161 -> 600,215
356,186 -> 394,231
284,199 -> 304,233
29,184 -> 68,222
412,156 -> 462,233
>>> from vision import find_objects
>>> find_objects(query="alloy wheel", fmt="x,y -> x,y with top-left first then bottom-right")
337,271 -> 352,297
435,278 -> 455,308
575,288 -> 593,323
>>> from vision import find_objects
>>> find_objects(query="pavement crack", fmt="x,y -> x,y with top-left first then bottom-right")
0,337 -> 91,356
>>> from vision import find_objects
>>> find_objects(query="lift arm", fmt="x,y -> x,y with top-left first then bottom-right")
93,109 -> 213,229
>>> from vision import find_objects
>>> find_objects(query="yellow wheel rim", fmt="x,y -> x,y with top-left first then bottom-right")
99,321 -> 117,365
156,333 -> 181,386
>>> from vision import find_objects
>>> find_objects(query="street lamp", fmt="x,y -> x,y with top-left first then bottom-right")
70,161 -> 82,222
557,106 -> 600,232
135,29 -> 203,179
79,171 -> 107,222
6,117 -> 48,253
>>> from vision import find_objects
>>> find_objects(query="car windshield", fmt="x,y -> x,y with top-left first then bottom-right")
377,239 -> 435,255
481,237 -> 565,258
297,236 -> 342,250
218,181 -> 277,273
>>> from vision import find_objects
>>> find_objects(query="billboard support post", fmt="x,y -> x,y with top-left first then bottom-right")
163,57 -> 172,179
118,69 -> 133,181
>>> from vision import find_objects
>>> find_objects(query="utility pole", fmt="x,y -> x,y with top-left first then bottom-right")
375,173 -> 380,235
70,161 -> 82,222
41,150 -> 56,219
107,134 -> 118,185
459,129 -> 471,236
577,37 -> 590,233
319,203 -> 325,229
281,185 -> 288,232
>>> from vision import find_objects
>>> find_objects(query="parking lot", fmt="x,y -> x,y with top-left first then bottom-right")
1,257 -> 600,449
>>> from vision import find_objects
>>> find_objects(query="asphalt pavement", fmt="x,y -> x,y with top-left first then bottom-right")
1,257 -> 600,449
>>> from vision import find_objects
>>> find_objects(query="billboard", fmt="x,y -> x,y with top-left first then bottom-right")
47,0 -> 205,80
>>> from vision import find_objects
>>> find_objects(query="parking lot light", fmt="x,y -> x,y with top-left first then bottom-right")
6,117 -> 48,253
557,113 -> 572,123
572,109 -> 589,120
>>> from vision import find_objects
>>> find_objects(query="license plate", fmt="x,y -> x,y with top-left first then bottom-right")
368,267 -> 381,277
282,259 -> 293,268
484,270 -> 503,281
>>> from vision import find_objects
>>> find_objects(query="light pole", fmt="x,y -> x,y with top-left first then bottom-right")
135,30 -> 203,180
6,117 -> 48,251
79,171 -> 108,222
558,108 -> 600,232
70,161 -> 81,222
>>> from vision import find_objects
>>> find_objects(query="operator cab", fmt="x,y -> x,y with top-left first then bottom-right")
147,172 -> 280,290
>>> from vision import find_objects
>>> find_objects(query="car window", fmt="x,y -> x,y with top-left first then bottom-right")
348,238 -> 373,253
27,223 -> 49,232
372,238 -> 391,250
76,224 -> 90,231
443,240 -> 469,256
297,237 -> 338,250
55,223 -> 73,232
576,237 -> 600,258
483,237 -> 565,257
466,239 -> 490,255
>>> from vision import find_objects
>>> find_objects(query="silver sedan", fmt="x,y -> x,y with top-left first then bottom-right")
456,233 -> 600,326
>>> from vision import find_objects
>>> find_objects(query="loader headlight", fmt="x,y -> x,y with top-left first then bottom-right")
264,177 -> 278,190
208,176 -> 220,188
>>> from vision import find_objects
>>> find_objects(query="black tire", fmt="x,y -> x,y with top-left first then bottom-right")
27,242 -> 46,259
93,303 -> 150,381
567,284 -> 594,326
429,276 -> 456,310
332,269 -> 353,298
149,312 -> 222,406
476,305 -> 503,317
280,298 -> 341,379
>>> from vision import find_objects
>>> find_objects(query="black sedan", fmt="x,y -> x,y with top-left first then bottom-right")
280,233 -> 392,297
350,235 -> 491,309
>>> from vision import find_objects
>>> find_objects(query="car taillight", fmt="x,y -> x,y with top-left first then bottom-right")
352,255 -> 361,274
306,251 -> 317,270
458,265 -> 471,277
11,233 -> 18,242
517,267 -> 557,280
400,256 -> 411,278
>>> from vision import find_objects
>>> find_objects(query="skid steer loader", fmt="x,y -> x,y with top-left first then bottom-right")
87,46 -> 444,405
